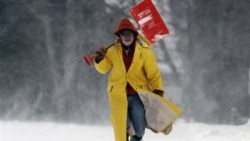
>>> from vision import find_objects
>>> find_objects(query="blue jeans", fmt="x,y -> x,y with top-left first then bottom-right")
127,94 -> 146,140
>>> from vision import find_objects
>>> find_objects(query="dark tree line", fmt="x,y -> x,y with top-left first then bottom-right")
168,0 -> 250,124
0,0 -> 122,123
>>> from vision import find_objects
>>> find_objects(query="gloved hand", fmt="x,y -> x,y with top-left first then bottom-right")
153,89 -> 164,97
95,47 -> 107,63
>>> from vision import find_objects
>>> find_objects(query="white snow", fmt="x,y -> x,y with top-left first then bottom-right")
1,120 -> 249,141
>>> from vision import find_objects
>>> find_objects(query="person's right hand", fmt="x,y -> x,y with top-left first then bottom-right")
95,47 -> 107,63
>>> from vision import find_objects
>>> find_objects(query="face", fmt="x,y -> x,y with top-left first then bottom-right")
119,30 -> 134,46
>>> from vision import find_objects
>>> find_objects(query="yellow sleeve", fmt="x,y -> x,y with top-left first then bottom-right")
143,48 -> 164,92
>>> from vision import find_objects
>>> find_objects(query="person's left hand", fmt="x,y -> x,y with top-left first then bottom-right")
153,89 -> 164,97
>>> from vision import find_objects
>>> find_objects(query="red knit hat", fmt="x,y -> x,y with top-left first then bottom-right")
114,18 -> 138,37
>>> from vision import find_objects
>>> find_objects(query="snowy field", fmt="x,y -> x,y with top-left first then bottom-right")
1,120 -> 250,141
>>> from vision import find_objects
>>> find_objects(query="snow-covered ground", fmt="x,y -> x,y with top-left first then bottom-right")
1,120 -> 249,141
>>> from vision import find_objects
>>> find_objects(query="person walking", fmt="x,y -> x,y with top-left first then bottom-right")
94,18 -> 169,141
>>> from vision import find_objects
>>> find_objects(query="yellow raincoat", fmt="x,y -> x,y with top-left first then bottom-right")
94,18 -> 182,141
95,40 -> 182,141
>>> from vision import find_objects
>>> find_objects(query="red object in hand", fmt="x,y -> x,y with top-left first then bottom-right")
83,54 -> 95,66
130,0 -> 169,44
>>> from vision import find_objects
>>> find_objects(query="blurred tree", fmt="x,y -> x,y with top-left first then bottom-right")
168,0 -> 250,124
0,0 -> 130,123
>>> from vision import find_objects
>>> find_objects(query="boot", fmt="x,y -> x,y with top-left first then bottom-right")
130,136 -> 141,141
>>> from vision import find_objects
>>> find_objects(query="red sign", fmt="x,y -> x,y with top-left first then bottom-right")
130,0 -> 169,44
